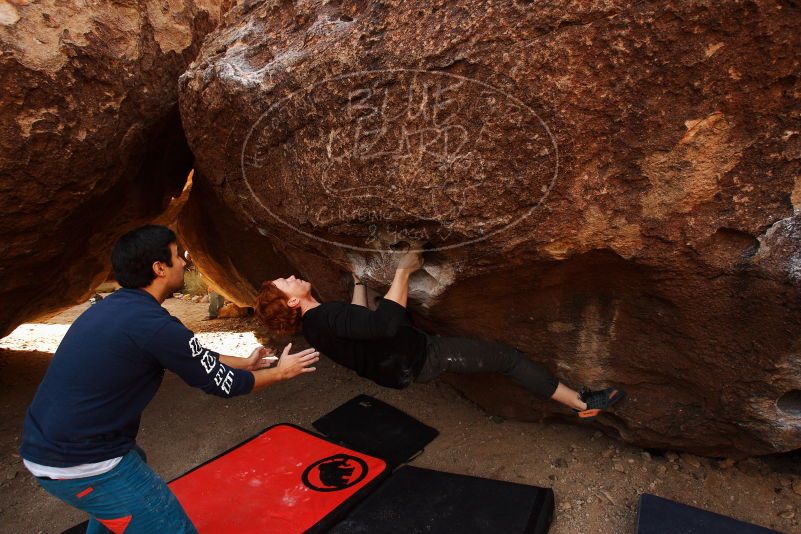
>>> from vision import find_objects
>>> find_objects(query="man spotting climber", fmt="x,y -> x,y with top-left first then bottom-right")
255,248 -> 625,417
20,225 -> 319,533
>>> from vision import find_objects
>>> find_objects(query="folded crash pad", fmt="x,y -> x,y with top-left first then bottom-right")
312,394 -> 439,467
635,493 -> 779,534
329,465 -> 554,534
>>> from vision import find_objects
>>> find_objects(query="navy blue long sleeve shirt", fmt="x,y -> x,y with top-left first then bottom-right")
20,288 -> 254,467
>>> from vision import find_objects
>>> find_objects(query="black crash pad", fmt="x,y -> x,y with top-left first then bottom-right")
313,394 -> 439,467
636,493 -> 780,534
329,465 -> 554,534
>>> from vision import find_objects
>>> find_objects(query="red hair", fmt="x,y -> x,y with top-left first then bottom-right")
254,281 -> 301,337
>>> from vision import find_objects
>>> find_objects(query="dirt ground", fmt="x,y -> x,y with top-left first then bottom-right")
1,298 -> 800,533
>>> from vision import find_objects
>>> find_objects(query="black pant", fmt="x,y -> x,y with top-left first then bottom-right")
415,335 -> 559,398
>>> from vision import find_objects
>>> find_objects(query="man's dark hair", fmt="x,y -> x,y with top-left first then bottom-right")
112,225 -> 177,288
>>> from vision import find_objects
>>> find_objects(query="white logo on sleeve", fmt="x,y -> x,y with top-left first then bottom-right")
189,337 -> 203,358
213,367 -> 235,394
221,371 -> 234,394
200,350 -> 216,374
188,336 -> 236,394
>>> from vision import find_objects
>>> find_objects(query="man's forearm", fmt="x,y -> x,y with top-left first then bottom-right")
219,355 -> 248,369
384,269 -> 411,308
250,367 -> 286,392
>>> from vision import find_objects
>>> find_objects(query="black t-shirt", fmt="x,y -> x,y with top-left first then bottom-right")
301,299 -> 427,389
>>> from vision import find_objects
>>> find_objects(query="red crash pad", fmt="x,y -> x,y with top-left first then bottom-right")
167,424 -> 387,533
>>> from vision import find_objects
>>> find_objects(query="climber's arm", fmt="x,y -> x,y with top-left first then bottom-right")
383,249 -> 422,309
351,273 -> 368,307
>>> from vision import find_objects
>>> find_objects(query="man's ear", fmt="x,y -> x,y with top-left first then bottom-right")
152,261 -> 166,278
287,297 -> 300,309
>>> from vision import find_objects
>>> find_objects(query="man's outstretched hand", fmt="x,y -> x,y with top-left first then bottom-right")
275,343 -> 319,380
241,346 -> 278,371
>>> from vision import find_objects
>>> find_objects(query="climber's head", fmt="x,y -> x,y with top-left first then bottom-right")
271,275 -> 313,302
253,275 -> 310,336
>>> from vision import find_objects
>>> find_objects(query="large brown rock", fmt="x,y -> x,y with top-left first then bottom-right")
178,0 -> 801,456
0,0 -> 232,337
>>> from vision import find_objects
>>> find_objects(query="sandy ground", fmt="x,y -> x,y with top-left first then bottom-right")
1,298 -> 800,533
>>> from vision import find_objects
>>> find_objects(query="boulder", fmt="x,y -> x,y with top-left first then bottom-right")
178,0 -> 801,456
0,0 -> 231,337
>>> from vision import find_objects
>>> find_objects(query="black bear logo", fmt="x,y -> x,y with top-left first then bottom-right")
302,454 -> 368,492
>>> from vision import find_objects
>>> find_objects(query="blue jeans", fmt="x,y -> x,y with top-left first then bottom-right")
35,448 -> 197,533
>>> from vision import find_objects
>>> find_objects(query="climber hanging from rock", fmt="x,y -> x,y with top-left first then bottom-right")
255,247 -> 625,418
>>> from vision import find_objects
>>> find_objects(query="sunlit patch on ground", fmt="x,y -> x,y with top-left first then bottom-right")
0,298 -> 260,358
194,331 -> 261,358
0,324 -> 70,353
0,323 -> 261,359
